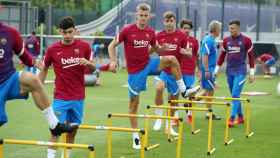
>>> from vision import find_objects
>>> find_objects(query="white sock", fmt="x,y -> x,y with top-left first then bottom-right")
47,149 -> 57,158
187,110 -> 192,116
154,109 -> 163,116
176,79 -> 186,93
132,132 -> 139,139
42,107 -> 59,129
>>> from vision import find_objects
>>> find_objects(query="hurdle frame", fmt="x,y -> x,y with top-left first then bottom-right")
192,96 -> 254,138
147,105 -> 216,155
61,125 -> 145,158
107,113 -> 184,158
0,138 -> 95,158
168,100 -> 234,146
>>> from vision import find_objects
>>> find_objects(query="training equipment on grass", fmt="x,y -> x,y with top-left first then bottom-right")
61,125 -> 145,158
146,105 -> 215,155
0,139 -> 95,158
277,82 -> 280,96
107,113 -> 184,158
242,91 -> 271,96
192,96 -> 254,139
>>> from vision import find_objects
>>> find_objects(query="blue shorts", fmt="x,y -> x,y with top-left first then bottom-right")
183,74 -> 195,88
128,57 -> 160,97
265,58 -> 276,66
0,72 -> 28,126
52,99 -> 84,125
158,71 -> 179,96
201,71 -> 215,91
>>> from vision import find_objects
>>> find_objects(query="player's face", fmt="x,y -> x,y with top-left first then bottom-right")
60,27 -> 76,44
181,24 -> 191,35
163,17 -> 176,32
229,24 -> 240,37
136,10 -> 150,26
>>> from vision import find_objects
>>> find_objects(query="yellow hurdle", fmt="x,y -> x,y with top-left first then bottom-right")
0,139 -> 95,158
147,105 -> 215,155
168,100 -> 234,146
62,125 -> 145,158
107,113 -> 184,158
192,96 -> 254,138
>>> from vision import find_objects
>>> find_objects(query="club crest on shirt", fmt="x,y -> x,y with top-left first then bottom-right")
74,49 -> 80,55
0,38 -> 7,46
145,33 -> 150,38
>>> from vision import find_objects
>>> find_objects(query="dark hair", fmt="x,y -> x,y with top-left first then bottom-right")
180,19 -> 193,29
59,16 -> 75,30
229,19 -> 240,26
163,11 -> 176,19
31,31 -> 36,35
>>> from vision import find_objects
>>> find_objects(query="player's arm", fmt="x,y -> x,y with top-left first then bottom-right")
215,40 -> 227,75
80,45 -> 96,71
246,38 -> 255,83
108,38 -> 120,71
13,30 -> 37,67
38,48 -> 52,83
201,41 -> 211,79
38,65 -> 49,83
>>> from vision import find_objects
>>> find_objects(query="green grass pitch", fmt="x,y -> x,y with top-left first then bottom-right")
0,70 -> 279,158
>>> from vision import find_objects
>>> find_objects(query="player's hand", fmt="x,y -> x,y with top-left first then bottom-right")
249,75 -> 255,83
34,59 -> 43,70
109,61 -> 117,73
79,58 -> 91,66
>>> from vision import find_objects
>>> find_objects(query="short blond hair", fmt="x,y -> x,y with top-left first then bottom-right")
136,3 -> 151,12
208,20 -> 222,33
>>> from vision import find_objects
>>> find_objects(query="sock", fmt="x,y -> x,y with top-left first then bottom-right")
47,149 -> 57,158
132,132 -> 139,139
176,79 -> 186,93
42,107 -> 59,129
154,109 -> 163,116
187,110 -> 192,116
61,149 -> 72,158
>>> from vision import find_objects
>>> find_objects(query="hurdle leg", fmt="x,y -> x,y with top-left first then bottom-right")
107,118 -> 113,158
224,105 -> 234,145
167,107 -> 172,142
88,145 -> 95,158
191,103 -> 200,134
61,133 -> 68,158
176,119 -> 184,158
0,139 -> 3,158
144,117 -> 149,147
140,132 -> 145,158
245,102 -> 254,138
207,110 -> 216,155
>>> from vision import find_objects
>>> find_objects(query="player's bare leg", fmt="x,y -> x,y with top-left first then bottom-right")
159,56 -> 200,97
129,96 -> 141,149
19,72 -> 73,135
153,81 -> 165,131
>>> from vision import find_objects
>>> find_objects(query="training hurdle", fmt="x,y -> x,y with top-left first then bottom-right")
192,96 -> 254,138
168,100 -> 234,147
0,138 -> 95,158
61,125 -> 145,158
107,113 -> 184,158
146,105 -> 215,155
